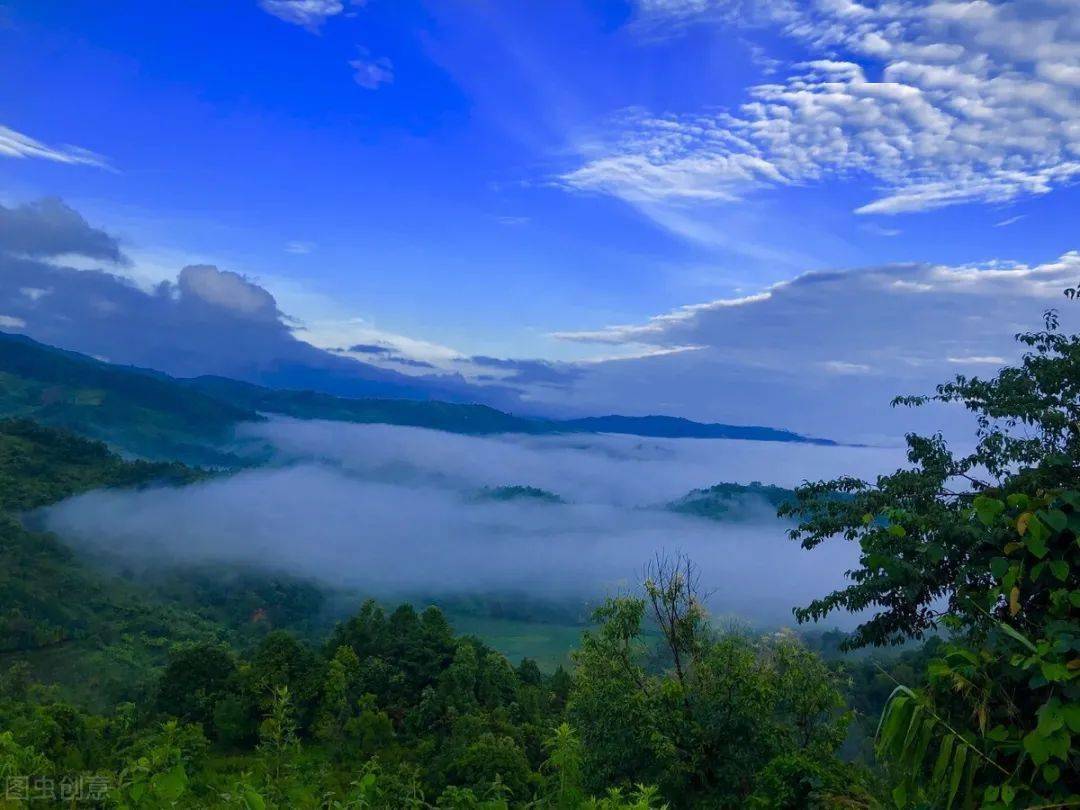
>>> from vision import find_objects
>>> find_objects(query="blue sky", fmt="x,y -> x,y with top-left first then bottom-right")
1,0 -> 1078,439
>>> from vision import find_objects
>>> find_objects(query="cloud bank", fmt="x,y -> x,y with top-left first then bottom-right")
43,419 -> 905,626
0,198 -> 521,406
537,251 -> 1080,439
1,196 -> 1074,441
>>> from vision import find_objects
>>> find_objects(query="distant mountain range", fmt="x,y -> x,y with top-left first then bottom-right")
559,415 -> 835,445
0,330 -> 836,463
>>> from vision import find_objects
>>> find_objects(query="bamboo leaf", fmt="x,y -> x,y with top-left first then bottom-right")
932,733 -> 956,786
947,744 -> 967,810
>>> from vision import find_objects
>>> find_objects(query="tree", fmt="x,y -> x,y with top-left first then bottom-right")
568,554 -> 862,808
155,644 -> 238,730
784,288 -> 1080,806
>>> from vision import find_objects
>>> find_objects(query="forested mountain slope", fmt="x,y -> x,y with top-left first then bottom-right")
0,331 -> 836,468
0,331 -> 256,465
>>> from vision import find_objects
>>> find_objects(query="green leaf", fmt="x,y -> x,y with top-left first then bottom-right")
1058,490 -> 1080,509
996,620 -> 1037,653
946,743 -> 967,809
243,791 -> 267,810
892,784 -> 908,808
1006,493 -> 1029,509
1063,702 -> 1080,733
1036,698 -> 1064,736
1040,661 -> 1069,682
974,496 -> 1005,526
1026,517 -> 1050,557
1045,728 -> 1070,760
1048,560 -> 1069,581
1043,763 -> 1060,784
1023,730 -> 1051,766
1001,783 -> 1016,805
151,763 -> 188,802
1038,508 -> 1067,532
990,556 -> 1010,579
932,733 -> 956,786
888,523 -> 907,538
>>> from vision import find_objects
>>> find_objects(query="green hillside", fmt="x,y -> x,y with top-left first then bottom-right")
0,419 -> 216,700
0,331 -> 257,465
184,374 -> 555,434
0,332 -> 837,469
667,481 -> 796,521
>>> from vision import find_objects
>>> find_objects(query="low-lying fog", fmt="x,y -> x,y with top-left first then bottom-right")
43,418 -> 908,627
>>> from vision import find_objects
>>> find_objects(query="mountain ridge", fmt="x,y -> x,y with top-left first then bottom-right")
0,330 -> 838,460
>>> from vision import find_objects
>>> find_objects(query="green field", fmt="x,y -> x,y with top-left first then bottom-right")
442,613 -> 586,671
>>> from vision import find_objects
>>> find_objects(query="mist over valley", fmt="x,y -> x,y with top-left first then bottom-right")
41,418 -> 905,629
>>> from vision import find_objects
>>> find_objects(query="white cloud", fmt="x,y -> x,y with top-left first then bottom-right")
822,360 -> 873,374
0,125 -> 108,168
532,251 -> 1080,438
257,0 -> 345,30
177,265 -> 280,319
862,223 -> 902,237
993,215 -> 1025,228
0,315 -> 26,330
946,355 -> 1005,365
564,0 -> 1080,216
302,316 -> 464,365
350,51 -> 394,90
285,240 -> 316,254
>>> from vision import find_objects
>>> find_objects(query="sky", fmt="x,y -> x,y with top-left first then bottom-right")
1,0 -> 1079,441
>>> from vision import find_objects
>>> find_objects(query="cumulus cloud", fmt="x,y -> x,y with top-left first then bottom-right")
0,198 -> 128,263
42,419 -> 904,624
0,197 -> 522,406
0,125 -> 109,168
564,0 -> 1080,216
177,264 -> 280,321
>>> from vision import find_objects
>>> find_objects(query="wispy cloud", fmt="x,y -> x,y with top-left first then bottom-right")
946,355 -> 1005,365
0,125 -> 109,168
993,215 -> 1026,228
350,50 -> 394,90
285,240 -> 316,254
862,223 -> 902,238
821,360 -> 873,375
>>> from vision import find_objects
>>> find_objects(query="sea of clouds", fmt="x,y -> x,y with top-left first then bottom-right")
43,418 -> 908,626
